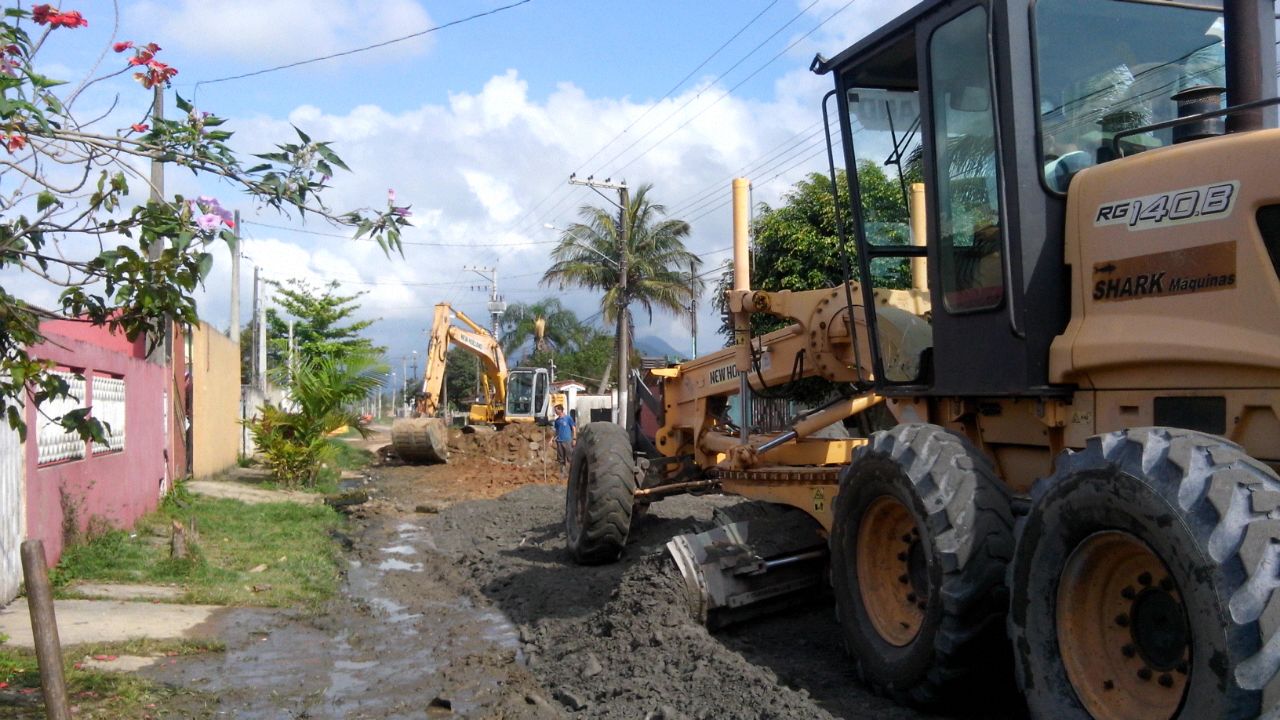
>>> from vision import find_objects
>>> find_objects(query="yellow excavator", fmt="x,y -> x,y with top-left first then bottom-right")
390,302 -> 560,463
565,1 -> 1280,717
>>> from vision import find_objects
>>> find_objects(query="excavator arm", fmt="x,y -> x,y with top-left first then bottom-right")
415,303 -> 510,420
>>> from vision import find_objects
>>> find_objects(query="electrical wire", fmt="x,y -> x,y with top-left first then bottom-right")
240,220 -> 558,247
572,0 -> 781,175
609,0 -> 858,177
192,1 -> 532,90
589,0 -> 822,177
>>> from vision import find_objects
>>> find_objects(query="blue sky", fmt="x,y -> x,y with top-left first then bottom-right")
13,0 -> 920,379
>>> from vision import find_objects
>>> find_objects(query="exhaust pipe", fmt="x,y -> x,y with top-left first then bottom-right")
1224,0 -> 1266,132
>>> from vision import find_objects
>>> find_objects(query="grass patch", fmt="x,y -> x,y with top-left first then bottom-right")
0,639 -> 220,718
51,487 -> 344,610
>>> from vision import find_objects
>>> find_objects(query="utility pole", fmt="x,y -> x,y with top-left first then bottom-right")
146,85 -> 167,363
401,355 -> 408,416
568,174 -> 629,430
690,260 -> 698,359
466,266 -> 506,339
287,318 -> 295,386
255,269 -> 267,391
251,265 -> 260,389
229,210 -> 240,343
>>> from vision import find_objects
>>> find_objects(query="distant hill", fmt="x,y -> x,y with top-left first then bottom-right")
634,334 -> 685,360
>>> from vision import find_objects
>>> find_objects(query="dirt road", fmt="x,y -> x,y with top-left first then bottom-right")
150,426 -> 1014,718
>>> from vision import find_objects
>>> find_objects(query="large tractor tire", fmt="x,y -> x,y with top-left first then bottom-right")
1009,427 -> 1280,719
830,423 -> 1014,707
565,422 -> 637,565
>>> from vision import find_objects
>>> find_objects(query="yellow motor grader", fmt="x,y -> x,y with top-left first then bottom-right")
390,302 -> 561,463
564,1 -> 1280,717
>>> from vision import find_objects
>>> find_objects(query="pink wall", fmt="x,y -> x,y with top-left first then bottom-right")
25,326 -> 168,565
39,318 -> 147,359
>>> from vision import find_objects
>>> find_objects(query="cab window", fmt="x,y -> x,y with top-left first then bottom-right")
930,6 -> 1004,313
1034,0 -> 1224,192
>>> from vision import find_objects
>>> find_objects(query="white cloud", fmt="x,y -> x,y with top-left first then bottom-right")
127,0 -> 434,65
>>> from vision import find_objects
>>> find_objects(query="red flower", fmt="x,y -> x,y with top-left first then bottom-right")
131,123 -> 148,132
113,40 -> 133,53
48,10 -> 86,28
4,134 -> 27,153
134,60 -> 177,89
31,5 -> 87,28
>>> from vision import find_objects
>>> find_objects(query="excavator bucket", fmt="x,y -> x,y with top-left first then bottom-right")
665,503 -> 828,629
390,417 -> 449,464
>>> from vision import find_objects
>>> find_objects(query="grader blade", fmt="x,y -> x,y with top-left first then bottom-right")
666,514 -> 827,629
390,418 -> 449,463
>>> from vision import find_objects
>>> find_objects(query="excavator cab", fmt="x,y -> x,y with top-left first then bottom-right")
504,367 -> 552,423
815,0 -> 1276,397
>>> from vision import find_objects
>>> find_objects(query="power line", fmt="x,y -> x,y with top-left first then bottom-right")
590,0 -> 822,177
193,0 -> 532,90
611,0 -> 858,177
508,1 -> 805,239
572,0 -> 782,175
240,220 -> 558,247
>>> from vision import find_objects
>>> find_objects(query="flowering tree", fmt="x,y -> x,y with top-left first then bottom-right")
0,4 -> 412,441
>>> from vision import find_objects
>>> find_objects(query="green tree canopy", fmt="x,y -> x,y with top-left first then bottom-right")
542,183 -> 703,389
444,347 -> 481,412
499,298 -> 590,360
265,279 -> 383,367
715,163 -> 914,341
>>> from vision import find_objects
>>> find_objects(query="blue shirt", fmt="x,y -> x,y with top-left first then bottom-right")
553,414 -> 576,442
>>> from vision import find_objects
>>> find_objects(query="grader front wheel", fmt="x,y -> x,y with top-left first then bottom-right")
564,422 -> 637,565
830,423 -> 1014,707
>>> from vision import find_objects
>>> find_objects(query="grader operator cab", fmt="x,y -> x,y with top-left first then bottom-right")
564,1 -> 1280,717
390,302 -> 559,463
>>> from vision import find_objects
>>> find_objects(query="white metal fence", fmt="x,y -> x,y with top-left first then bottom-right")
92,376 -> 126,454
0,419 -> 23,604
36,370 -> 85,465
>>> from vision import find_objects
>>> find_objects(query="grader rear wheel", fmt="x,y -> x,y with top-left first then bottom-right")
1057,532 -> 1188,720
1009,428 -> 1280,719
564,422 -> 636,565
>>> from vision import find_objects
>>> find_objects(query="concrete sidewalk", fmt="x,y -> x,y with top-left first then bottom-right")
0,595 -> 222,649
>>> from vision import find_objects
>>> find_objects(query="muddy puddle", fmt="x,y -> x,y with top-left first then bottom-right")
145,515 -> 553,719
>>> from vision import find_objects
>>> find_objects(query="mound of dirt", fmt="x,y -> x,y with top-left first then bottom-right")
448,423 -> 557,467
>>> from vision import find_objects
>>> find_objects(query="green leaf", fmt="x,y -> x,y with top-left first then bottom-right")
315,144 -> 350,172
196,253 -> 213,279
26,72 -> 67,89
293,125 -> 311,144
176,95 -> 194,113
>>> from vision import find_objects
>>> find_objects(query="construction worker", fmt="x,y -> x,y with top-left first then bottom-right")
550,404 -> 577,478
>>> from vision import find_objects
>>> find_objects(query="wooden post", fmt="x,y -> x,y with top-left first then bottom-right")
20,540 -> 72,720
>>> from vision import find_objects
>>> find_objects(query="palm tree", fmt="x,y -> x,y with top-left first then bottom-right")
499,298 -> 590,360
542,183 -> 703,391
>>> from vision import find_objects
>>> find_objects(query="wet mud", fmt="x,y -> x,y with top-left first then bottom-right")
149,438 -> 1016,718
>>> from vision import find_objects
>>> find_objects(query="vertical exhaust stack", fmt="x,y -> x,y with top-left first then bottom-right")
909,182 -> 927,292
1223,0 -> 1266,132
732,178 -> 752,443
